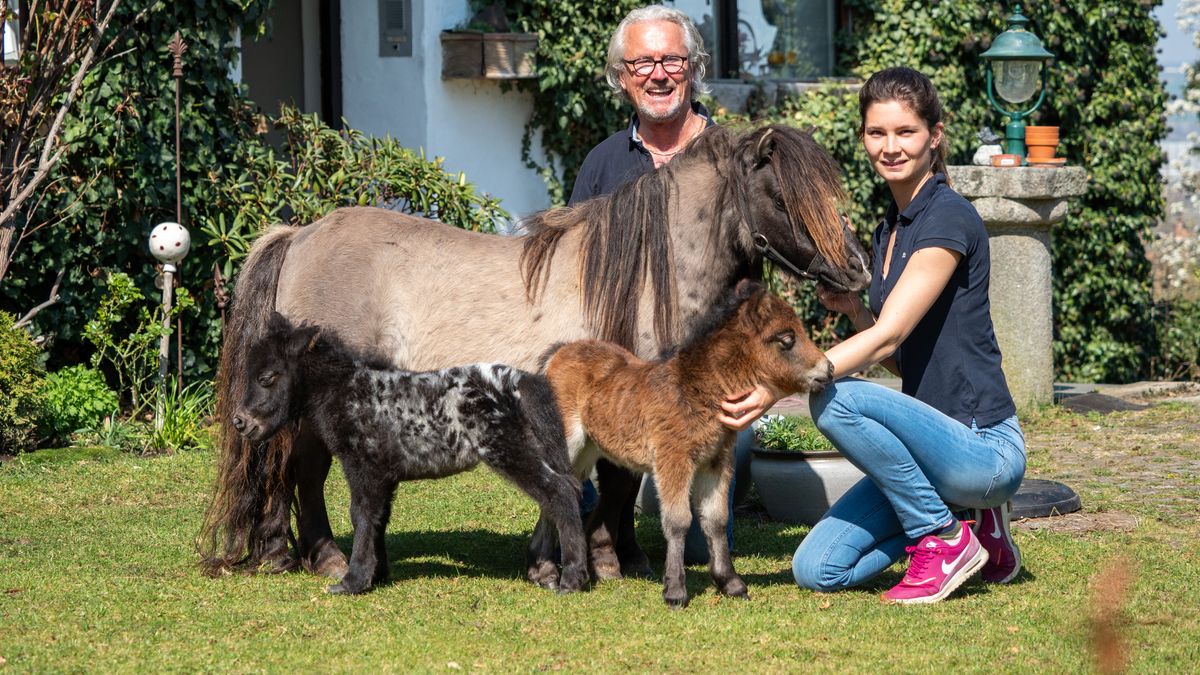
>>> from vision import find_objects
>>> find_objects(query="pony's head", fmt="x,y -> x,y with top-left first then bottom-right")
737,125 -> 871,293
679,279 -> 831,395
726,280 -> 832,395
231,312 -> 320,444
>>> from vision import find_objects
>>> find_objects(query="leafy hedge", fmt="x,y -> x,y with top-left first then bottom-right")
0,312 -> 47,452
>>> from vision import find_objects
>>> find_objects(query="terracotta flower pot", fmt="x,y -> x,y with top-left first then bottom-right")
1024,125 -> 1059,143
1027,144 -> 1057,160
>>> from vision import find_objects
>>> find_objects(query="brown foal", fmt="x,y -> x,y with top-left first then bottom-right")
542,281 -> 832,608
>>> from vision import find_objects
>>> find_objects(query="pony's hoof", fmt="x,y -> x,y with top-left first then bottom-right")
589,545 -> 623,581
617,546 -> 655,579
557,565 -> 589,594
663,591 -> 690,609
327,579 -> 369,595
306,543 -> 349,580
590,558 -> 623,581
256,554 -> 300,575
720,577 -> 749,599
527,560 -> 560,590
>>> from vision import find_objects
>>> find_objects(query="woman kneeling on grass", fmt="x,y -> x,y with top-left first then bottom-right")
720,66 -> 1026,604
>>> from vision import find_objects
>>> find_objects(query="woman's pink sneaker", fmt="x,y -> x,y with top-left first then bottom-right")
882,522 -> 988,605
974,501 -> 1022,584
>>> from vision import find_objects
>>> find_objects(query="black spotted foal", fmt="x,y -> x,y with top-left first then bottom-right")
231,312 -> 588,595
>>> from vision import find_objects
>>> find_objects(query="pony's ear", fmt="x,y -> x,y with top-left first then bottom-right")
268,311 -> 291,334
734,278 -> 763,300
734,280 -> 771,325
286,323 -> 322,358
753,127 -> 776,166
737,127 -> 777,172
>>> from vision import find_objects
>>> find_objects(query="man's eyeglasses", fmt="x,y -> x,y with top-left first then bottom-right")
622,55 -> 688,77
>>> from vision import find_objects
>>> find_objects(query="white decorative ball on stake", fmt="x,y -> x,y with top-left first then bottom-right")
149,222 -> 190,264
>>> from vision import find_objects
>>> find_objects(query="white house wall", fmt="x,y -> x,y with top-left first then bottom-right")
340,0 -> 553,222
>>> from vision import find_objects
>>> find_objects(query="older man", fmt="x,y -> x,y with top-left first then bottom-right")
569,4 -> 715,204
568,5 -> 752,571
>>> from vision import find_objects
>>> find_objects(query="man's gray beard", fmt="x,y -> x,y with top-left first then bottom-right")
636,94 -> 689,123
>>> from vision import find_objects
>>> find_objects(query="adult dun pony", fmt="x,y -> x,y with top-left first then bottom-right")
232,312 -> 588,595
199,123 -> 870,582
542,281 -> 831,607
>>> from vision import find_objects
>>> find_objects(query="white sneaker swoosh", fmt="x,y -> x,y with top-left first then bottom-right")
942,547 -> 970,575
990,515 -> 1004,540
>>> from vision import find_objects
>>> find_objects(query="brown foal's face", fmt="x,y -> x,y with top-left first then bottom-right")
742,290 -> 832,395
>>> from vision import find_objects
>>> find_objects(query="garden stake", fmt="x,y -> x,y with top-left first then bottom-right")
169,32 -> 187,396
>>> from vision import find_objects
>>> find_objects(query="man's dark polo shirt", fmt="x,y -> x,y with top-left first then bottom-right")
867,173 -> 1016,427
568,102 -> 713,206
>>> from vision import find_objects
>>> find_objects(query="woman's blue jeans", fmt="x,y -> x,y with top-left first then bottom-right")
792,378 -> 1026,592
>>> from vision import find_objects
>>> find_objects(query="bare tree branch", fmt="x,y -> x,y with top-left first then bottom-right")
0,0 -> 128,284
14,268 -> 65,329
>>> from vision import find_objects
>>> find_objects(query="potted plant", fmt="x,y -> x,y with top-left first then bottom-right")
750,415 -> 864,525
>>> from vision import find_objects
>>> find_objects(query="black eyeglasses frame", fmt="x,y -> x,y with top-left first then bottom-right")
622,55 -> 689,77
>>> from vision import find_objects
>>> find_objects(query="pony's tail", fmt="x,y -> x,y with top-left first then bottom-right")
198,225 -> 299,576
518,374 -> 579,496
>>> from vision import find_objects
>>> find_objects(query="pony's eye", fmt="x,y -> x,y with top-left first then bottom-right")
257,372 -> 277,387
774,196 -> 786,211
775,331 -> 796,349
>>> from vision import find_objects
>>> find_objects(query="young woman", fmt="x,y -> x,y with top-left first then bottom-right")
720,66 -> 1025,604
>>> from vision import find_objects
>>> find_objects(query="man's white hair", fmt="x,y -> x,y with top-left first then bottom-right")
604,5 -> 710,101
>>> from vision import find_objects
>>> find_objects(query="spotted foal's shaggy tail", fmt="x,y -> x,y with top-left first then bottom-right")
198,225 -> 299,575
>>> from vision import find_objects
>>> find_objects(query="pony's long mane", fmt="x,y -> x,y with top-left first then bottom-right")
519,124 -> 846,351
520,128 -> 739,351
762,125 -> 848,268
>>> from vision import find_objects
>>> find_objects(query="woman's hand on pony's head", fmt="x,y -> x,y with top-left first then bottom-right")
816,281 -> 862,317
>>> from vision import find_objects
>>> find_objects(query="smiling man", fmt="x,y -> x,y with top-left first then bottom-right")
568,5 -> 714,204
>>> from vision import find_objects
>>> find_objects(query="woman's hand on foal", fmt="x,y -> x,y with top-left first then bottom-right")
718,385 -> 777,432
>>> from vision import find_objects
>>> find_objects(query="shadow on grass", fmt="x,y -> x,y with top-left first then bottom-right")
331,529 -> 535,584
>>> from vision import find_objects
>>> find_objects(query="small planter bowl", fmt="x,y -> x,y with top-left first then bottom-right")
750,448 -> 865,525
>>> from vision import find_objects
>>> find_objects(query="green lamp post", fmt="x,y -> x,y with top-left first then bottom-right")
980,6 -> 1054,162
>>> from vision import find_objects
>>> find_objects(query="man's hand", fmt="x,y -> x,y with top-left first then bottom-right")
718,385 -> 777,432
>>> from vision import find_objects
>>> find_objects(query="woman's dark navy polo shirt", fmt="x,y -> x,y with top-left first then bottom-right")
867,173 -> 1016,427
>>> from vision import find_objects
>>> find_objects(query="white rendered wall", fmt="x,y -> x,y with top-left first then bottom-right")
340,0 -> 552,221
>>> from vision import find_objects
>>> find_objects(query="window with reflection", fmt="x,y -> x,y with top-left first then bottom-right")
682,0 -> 840,80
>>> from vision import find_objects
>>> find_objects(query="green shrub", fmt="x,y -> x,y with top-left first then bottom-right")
142,381 -> 214,454
203,106 -> 509,283
754,415 -> 835,453
83,272 -> 194,414
43,365 -> 120,442
1151,298 -> 1200,381
0,312 -> 48,452
75,415 -> 142,454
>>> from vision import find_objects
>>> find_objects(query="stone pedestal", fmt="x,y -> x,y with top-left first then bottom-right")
946,166 -> 1088,410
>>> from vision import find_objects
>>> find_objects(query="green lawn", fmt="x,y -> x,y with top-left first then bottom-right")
2,407 -> 1199,672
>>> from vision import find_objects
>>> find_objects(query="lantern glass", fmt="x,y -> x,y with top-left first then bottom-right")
993,59 -> 1041,104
